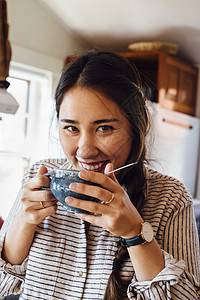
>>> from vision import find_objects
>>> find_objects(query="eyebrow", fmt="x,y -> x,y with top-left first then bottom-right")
60,118 -> 119,124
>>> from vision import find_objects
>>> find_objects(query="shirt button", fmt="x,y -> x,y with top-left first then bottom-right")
88,234 -> 95,240
14,286 -> 20,292
78,270 -> 83,277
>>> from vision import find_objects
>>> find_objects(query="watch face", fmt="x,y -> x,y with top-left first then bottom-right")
142,222 -> 154,242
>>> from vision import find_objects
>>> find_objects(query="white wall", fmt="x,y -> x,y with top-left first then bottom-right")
195,66 -> 200,118
195,66 -> 200,199
7,0 -> 89,74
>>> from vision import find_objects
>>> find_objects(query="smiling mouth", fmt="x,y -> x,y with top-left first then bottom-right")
79,161 -> 109,172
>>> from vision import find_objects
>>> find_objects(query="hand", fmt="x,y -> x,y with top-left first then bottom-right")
20,166 -> 57,225
65,163 -> 143,238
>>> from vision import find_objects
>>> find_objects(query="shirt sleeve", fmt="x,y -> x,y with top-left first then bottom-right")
127,190 -> 200,300
0,189 -> 27,296
127,250 -> 199,299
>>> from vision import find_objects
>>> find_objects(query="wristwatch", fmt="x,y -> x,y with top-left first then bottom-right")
121,222 -> 154,247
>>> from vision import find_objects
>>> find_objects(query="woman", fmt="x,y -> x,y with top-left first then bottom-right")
0,51 -> 199,299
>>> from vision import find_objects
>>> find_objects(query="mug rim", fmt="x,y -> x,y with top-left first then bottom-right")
54,168 -> 79,173
53,168 -> 80,177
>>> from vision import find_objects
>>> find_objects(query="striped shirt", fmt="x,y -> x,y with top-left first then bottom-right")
0,158 -> 200,299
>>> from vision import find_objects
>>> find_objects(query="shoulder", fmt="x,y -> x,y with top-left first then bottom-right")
146,168 -> 192,208
23,158 -> 67,182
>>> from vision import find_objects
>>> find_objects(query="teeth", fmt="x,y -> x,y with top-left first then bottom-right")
81,162 -> 104,170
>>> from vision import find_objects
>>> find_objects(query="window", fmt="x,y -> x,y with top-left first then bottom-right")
0,63 -> 53,219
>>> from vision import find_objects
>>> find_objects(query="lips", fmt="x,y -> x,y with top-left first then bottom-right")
79,160 -> 109,172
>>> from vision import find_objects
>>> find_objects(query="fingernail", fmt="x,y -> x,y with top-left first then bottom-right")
66,197 -> 73,204
70,183 -> 77,191
79,170 -> 89,180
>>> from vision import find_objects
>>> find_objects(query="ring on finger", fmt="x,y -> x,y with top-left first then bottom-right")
104,193 -> 114,204
40,201 -> 45,209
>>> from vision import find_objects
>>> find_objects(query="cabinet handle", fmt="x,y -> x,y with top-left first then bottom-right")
162,118 -> 193,129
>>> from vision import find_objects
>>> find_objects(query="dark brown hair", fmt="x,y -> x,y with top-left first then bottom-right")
55,50 -> 151,299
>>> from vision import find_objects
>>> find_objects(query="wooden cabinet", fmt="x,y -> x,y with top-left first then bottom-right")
64,51 -> 198,116
120,51 -> 198,116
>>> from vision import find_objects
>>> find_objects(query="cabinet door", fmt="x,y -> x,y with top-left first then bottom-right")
165,64 -> 179,102
178,71 -> 196,107
160,54 -> 197,115
159,63 -> 180,111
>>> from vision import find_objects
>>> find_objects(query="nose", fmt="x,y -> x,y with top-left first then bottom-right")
76,132 -> 99,159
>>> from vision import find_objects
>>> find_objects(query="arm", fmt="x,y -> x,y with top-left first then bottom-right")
2,210 -> 37,265
64,164 -> 200,299
0,162 -> 58,297
127,198 -> 200,299
2,166 -> 57,265
126,237 -> 165,281
0,189 -> 26,297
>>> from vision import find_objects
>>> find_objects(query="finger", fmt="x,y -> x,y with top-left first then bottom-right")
23,199 -> 57,211
22,193 -> 57,210
65,196 -> 112,216
25,204 -> 57,224
69,182 -> 114,204
37,200 -> 57,210
21,189 -> 56,204
38,204 -> 57,216
38,166 -> 48,175
24,165 -> 49,190
78,168 -> 119,193
104,162 -> 113,175
37,166 -> 51,188
75,213 -> 104,227
23,172 -> 50,191
104,162 -> 118,182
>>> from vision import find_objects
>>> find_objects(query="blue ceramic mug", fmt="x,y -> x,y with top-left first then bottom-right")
42,169 -> 101,213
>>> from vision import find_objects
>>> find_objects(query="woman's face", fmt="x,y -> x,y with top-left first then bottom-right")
59,86 -> 132,173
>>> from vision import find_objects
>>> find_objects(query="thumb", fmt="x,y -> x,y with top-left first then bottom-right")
104,162 -> 113,175
38,165 -> 48,175
104,162 -> 118,182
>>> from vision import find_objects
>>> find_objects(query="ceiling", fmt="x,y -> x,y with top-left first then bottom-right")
38,0 -> 200,65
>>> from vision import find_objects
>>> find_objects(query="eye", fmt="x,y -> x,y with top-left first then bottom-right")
64,125 -> 79,133
97,125 -> 114,133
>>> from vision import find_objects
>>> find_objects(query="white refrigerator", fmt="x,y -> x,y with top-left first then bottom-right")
147,102 -> 200,199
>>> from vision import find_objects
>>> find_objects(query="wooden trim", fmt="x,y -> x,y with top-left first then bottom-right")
160,98 -> 195,115
162,118 -> 193,129
165,55 -> 197,74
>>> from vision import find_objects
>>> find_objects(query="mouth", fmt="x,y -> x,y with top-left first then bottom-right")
79,160 -> 110,172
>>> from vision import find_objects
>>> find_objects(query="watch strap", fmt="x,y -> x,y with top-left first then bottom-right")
121,233 -> 145,247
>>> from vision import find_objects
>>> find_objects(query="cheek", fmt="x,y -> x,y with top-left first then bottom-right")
59,131 -> 65,149
100,134 -> 132,158
59,132 -> 76,157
